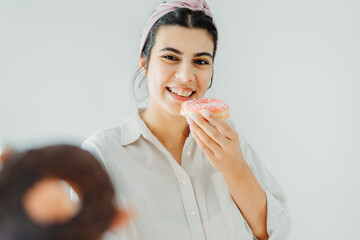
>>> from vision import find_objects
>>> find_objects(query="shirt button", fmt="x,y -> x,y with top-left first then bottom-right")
182,179 -> 187,184
190,210 -> 197,216
186,151 -> 191,156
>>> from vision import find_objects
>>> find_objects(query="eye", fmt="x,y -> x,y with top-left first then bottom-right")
194,59 -> 209,65
162,55 -> 178,61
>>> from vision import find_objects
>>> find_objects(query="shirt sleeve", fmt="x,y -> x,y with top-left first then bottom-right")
81,139 -> 127,240
70,139 -> 105,202
81,139 -> 110,171
239,135 -> 292,239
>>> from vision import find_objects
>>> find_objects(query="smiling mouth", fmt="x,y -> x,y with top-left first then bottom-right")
166,87 -> 196,98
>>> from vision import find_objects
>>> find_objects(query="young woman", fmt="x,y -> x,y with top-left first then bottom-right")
83,0 -> 291,239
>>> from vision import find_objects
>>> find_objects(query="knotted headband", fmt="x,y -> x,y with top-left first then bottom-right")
139,0 -> 216,57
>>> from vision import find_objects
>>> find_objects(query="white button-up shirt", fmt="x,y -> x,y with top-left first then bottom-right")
82,110 -> 291,240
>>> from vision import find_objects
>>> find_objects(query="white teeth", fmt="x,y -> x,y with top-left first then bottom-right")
168,87 -> 193,97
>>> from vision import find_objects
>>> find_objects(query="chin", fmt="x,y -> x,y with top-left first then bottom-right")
165,105 -> 183,117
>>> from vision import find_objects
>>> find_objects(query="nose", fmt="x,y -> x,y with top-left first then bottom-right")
175,62 -> 195,82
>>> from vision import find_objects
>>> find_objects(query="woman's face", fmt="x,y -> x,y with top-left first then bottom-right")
142,25 -> 214,117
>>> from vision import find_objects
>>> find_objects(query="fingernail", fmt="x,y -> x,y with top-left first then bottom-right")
199,109 -> 211,118
189,112 -> 199,120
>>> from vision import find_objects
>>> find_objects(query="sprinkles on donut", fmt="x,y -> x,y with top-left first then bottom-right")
181,98 -> 230,119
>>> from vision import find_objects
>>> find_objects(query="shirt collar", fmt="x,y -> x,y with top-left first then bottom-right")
120,108 -> 161,146
119,108 -> 195,147
119,109 -> 143,146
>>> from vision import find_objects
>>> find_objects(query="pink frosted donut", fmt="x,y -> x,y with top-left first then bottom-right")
181,98 -> 230,119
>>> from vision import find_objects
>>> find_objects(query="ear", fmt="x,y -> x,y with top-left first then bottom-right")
139,56 -> 147,77
108,208 -> 130,230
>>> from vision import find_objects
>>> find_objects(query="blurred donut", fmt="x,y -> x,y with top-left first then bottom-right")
0,145 -> 116,240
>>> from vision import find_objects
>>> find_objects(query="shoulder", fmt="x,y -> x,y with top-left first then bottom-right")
81,127 -> 123,166
226,118 -> 249,158
225,117 -> 260,169
83,127 -> 122,148
83,113 -> 141,149
81,114 -> 140,168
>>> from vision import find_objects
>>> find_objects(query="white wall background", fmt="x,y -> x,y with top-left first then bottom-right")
1,0 -> 359,239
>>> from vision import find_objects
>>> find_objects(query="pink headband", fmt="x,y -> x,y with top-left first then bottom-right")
139,0 -> 216,57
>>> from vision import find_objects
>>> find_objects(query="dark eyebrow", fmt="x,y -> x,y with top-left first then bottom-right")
160,47 -> 213,59
194,52 -> 213,58
160,47 -> 182,54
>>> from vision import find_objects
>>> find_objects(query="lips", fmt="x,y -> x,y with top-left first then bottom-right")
166,87 -> 196,101
166,87 -> 196,97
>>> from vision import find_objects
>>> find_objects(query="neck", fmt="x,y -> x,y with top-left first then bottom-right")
140,105 -> 190,144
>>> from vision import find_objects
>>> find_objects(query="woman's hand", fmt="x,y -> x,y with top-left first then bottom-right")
187,110 -> 269,240
187,110 -> 246,176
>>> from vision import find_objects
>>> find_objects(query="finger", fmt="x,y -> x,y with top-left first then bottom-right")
190,124 -> 215,159
0,148 -> 16,164
188,116 -> 222,153
188,112 -> 228,146
109,208 -> 131,230
198,110 -> 237,140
